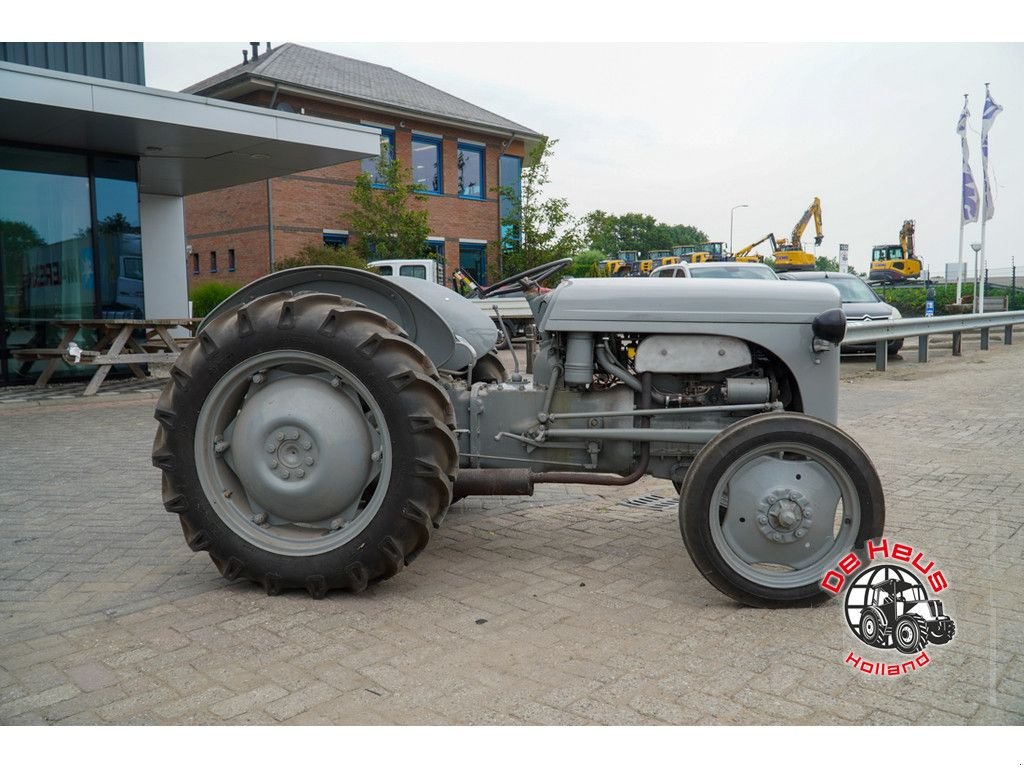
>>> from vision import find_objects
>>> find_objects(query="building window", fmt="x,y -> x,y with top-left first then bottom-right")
459,241 -> 487,284
425,239 -> 445,258
499,154 -> 523,251
228,248 -> 236,272
192,253 -> 199,275
210,251 -> 217,273
0,145 -> 142,384
457,143 -> 484,199
411,135 -> 443,194
323,230 -> 349,248
360,127 -> 395,186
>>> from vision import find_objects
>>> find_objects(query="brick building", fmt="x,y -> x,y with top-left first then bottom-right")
183,43 -> 543,288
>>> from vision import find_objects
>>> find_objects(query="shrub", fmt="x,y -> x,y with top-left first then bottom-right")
273,244 -> 368,272
873,283 -> 1020,316
189,280 -> 241,318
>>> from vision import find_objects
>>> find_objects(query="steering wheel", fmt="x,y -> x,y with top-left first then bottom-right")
479,257 -> 574,298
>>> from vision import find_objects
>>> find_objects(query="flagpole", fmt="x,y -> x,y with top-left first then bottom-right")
956,93 -> 966,305
956,204 -> 965,305
979,82 -> 991,315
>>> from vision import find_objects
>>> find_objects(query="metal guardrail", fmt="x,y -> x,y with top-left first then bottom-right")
843,310 -> 1024,371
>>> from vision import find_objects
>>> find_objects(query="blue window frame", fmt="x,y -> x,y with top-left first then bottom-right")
459,242 -> 487,284
360,127 -> 395,186
322,231 -> 349,248
411,135 -> 443,194
457,143 -> 484,199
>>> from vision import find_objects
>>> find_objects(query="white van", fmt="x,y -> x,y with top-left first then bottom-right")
367,259 -> 442,284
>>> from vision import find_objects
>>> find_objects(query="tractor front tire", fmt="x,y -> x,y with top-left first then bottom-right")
928,619 -> 956,645
679,413 -> 885,608
152,291 -> 458,597
859,608 -> 886,647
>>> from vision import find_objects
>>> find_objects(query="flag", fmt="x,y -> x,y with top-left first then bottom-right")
957,95 -> 979,224
981,84 -> 1003,221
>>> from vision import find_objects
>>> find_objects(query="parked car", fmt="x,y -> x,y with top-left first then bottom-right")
779,271 -> 904,355
650,262 -> 779,280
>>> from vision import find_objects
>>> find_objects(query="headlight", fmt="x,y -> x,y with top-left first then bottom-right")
890,307 -> 902,320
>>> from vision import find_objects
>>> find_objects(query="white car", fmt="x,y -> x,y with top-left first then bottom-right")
650,262 -> 780,280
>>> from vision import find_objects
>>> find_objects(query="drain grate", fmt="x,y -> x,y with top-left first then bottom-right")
619,493 -> 678,511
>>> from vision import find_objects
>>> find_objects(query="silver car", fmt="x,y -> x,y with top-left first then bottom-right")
780,271 -> 903,355
650,262 -> 780,280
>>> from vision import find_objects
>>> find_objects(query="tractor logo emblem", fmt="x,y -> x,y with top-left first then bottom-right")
820,539 -> 955,676
844,564 -> 957,653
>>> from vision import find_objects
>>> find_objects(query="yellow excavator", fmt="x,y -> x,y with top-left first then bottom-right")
773,197 -> 823,272
733,233 -> 778,263
869,220 -> 922,283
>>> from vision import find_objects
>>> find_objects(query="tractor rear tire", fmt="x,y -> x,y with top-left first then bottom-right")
893,615 -> 929,654
152,291 -> 458,597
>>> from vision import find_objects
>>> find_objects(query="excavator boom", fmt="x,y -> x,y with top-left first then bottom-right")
733,233 -> 779,262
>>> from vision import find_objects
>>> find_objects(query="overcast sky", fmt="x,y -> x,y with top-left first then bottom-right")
145,42 -> 1022,275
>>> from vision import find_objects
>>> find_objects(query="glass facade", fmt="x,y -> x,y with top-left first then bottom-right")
499,154 -> 522,251
0,145 -> 142,384
457,144 -> 484,199
411,135 -> 442,194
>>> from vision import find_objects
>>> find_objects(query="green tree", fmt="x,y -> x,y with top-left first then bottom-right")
0,219 -> 46,254
498,137 -> 580,278
815,255 -> 840,272
348,154 -> 430,262
567,248 -> 606,278
584,211 -> 706,255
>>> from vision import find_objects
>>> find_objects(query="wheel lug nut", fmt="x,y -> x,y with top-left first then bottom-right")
252,373 -> 265,384
296,469 -> 305,478
280,469 -> 290,479
305,457 -> 314,466
330,377 -> 341,388
795,530 -> 805,538
275,432 -> 284,442
270,459 -> 279,469
253,512 -> 267,524
302,439 -> 312,450
266,443 -> 276,453
757,515 -> 768,525
767,495 -> 776,504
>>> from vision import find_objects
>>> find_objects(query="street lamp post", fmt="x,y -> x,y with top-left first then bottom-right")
730,204 -> 749,257
970,242 -> 982,313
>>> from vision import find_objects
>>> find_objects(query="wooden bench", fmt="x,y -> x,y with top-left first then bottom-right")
10,318 -> 198,395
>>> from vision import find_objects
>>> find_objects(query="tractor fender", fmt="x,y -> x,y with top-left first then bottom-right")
197,266 -> 497,371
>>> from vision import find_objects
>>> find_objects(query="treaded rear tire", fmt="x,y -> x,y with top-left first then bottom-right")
152,291 -> 458,597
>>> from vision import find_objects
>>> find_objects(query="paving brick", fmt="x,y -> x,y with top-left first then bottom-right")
1,339 -> 1023,724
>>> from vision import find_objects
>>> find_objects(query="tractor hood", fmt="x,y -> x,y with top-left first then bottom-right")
537,278 -> 842,333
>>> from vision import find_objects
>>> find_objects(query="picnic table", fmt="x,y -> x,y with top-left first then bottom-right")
12,318 -> 199,396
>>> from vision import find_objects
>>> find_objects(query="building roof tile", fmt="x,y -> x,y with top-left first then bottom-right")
185,43 -> 541,139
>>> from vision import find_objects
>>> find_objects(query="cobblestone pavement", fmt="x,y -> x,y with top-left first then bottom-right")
1,340 -> 1021,725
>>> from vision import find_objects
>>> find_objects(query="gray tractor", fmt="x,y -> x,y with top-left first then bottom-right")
859,578 -> 956,652
153,258 -> 885,607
